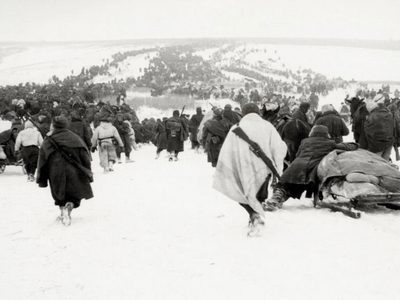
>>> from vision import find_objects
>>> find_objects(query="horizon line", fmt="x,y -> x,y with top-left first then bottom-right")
1,36 -> 400,44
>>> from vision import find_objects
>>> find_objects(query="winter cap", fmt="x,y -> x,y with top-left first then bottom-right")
53,116 -> 69,129
17,99 -> 26,108
299,102 -> 310,112
173,110 -> 180,117
213,108 -> 223,116
242,103 -> 260,116
263,102 -> 279,111
24,120 -> 34,129
309,125 -> 330,138
321,104 -> 335,114
224,104 -> 232,111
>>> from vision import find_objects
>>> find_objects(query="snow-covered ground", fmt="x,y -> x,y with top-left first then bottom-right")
193,47 -> 221,60
253,44 -> 400,82
92,52 -> 157,84
1,142 -> 400,299
0,43 -> 151,85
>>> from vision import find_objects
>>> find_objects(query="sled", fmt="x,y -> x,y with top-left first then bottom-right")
316,149 -> 400,218
0,158 -> 25,174
316,200 -> 361,219
315,192 -> 400,219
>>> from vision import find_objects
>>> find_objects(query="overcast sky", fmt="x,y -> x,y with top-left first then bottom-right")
0,0 -> 399,42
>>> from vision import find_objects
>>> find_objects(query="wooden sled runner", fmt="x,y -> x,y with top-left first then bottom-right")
314,193 -> 400,219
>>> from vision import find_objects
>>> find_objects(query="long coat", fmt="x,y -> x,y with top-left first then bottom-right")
69,118 -> 92,149
37,129 -> 93,206
165,117 -> 188,152
202,117 -> 230,167
280,134 -> 356,186
155,122 -> 168,150
189,113 -> 204,142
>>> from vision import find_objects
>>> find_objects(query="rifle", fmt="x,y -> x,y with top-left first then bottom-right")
180,105 -> 186,118
21,113 -> 46,137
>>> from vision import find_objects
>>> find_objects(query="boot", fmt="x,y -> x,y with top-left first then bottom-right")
56,207 -> 64,222
263,188 -> 288,212
125,157 -> 134,163
62,202 -> 74,226
247,213 -> 265,237
109,161 -> 114,171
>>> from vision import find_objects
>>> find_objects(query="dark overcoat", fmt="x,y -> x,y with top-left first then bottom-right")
189,113 -> 204,142
360,106 -> 394,153
202,117 -> 230,167
69,118 -> 92,149
280,134 -> 356,186
155,122 -> 168,150
165,117 -> 188,152
37,129 -> 93,206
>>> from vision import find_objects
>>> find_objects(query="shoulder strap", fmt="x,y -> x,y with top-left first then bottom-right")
232,126 -> 281,180
47,136 -> 93,180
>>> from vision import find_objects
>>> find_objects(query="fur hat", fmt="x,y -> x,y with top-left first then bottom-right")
242,103 -> 260,116
309,125 -> 330,138
321,104 -> 335,114
53,116 -> 69,129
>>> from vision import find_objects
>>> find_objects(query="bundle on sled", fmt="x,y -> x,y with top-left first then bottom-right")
316,149 -> 400,218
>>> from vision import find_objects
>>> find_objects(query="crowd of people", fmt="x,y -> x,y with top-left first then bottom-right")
1,86 -> 400,233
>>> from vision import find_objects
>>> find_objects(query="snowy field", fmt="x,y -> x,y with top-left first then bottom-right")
1,142 -> 400,299
0,42 -> 152,85
241,44 -> 400,82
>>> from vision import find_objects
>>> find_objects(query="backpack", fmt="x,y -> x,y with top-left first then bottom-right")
166,120 -> 181,138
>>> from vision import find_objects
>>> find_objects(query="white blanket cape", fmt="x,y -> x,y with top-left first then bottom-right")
213,113 -> 287,215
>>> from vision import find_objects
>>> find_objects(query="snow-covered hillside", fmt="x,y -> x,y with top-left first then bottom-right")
0,43 -> 150,85
92,52 -> 157,84
1,142 -> 400,299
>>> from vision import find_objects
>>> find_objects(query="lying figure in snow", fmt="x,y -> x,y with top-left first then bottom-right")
264,125 -> 358,211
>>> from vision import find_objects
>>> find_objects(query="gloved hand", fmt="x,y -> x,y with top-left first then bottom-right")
91,147 -> 96,153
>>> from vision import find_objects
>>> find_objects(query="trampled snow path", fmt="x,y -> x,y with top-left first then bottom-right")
1,143 -> 400,299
